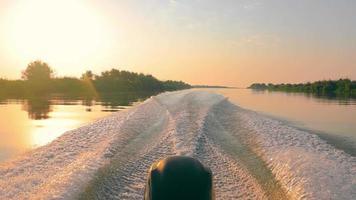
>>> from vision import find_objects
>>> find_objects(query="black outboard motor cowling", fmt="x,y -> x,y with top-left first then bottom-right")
144,156 -> 214,200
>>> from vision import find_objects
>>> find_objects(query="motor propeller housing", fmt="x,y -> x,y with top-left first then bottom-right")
144,156 -> 214,200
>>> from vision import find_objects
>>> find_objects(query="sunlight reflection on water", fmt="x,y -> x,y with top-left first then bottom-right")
0,92 -> 156,162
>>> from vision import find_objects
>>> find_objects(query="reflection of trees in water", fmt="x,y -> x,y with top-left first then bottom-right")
310,93 -> 356,105
22,97 -> 52,120
98,91 -> 159,111
298,92 -> 356,105
82,97 -> 95,112
7,91 -> 159,119
82,98 -> 94,107
262,90 -> 356,105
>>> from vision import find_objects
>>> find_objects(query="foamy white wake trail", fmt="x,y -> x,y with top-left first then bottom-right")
238,108 -> 356,199
0,90 -> 354,200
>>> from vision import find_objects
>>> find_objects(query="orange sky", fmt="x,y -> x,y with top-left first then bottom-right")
0,0 -> 355,87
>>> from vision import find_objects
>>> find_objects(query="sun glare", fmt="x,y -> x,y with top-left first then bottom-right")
3,0 -> 114,71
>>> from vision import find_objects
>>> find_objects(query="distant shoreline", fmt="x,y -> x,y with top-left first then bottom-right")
192,85 -> 239,89
248,79 -> 356,98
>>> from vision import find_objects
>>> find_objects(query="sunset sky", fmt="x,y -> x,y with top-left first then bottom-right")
0,0 -> 355,87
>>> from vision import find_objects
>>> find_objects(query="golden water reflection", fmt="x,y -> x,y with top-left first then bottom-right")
0,103 -> 109,161
0,92 -> 156,162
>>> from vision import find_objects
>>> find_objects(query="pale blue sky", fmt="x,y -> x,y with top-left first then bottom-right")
0,0 -> 355,86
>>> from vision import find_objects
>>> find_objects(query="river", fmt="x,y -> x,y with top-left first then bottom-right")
0,92 -> 157,162
205,88 -> 356,156
1,89 -> 355,163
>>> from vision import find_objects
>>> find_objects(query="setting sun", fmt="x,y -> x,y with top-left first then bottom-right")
2,0 -> 114,73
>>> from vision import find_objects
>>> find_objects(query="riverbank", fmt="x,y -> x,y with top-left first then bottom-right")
0,90 -> 354,199
249,79 -> 356,98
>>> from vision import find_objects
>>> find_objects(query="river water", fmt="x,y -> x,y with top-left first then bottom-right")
205,88 -> 356,156
1,89 -> 355,163
0,92 -> 157,162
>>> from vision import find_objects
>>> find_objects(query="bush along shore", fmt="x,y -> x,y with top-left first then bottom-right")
249,79 -> 356,98
0,60 -> 191,98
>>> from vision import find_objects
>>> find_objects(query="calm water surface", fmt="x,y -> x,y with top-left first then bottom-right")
0,92 -> 157,162
208,88 -> 356,156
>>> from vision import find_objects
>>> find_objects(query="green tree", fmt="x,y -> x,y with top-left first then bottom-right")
22,60 -> 54,81
81,70 -> 94,80
249,78 -> 356,97
22,60 -> 54,94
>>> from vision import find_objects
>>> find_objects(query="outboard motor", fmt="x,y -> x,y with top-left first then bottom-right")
144,156 -> 214,200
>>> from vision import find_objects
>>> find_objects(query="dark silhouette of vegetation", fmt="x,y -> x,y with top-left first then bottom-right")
249,79 -> 356,98
22,60 -> 54,94
22,60 -> 54,80
0,79 -> 26,98
51,77 -> 97,96
0,60 -> 191,99
81,70 -> 94,80
163,80 -> 192,91
94,69 -> 163,92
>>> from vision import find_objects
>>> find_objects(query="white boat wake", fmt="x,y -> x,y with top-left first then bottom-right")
0,90 -> 354,199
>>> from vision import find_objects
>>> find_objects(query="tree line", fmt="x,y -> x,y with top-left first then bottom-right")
0,60 -> 191,98
249,79 -> 356,97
